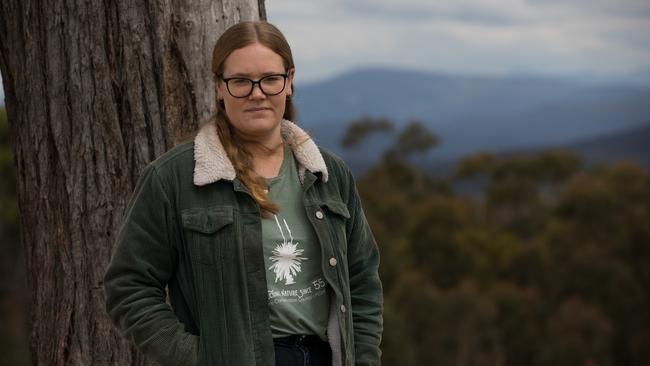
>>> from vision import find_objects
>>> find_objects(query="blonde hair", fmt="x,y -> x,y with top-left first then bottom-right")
211,21 -> 296,216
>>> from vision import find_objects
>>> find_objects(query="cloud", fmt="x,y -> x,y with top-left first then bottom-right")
341,0 -> 533,26
527,0 -> 650,18
267,0 -> 650,83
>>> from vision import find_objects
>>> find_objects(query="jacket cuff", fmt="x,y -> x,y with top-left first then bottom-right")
141,328 -> 199,366
354,341 -> 382,366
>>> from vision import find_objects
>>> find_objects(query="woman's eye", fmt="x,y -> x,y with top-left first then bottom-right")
231,79 -> 250,86
264,76 -> 283,83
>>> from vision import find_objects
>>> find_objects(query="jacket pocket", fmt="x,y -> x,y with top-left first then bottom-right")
320,199 -> 351,256
322,199 -> 351,219
181,206 -> 235,266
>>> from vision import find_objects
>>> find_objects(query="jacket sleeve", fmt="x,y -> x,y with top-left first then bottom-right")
104,164 -> 198,366
344,167 -> 384,366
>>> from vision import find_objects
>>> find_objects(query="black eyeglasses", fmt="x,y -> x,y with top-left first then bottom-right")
220,73 -> 289,98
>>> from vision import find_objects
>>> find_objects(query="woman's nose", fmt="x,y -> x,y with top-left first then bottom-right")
249,84 -> 266,99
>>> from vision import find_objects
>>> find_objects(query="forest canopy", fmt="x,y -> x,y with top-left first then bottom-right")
345,116 -> 650,366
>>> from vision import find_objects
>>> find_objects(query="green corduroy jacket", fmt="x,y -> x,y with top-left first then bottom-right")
103,120 -> 383,366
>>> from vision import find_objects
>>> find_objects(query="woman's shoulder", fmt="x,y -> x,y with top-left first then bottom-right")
316,146 -> 355,183
317,146 -> 345,167
139,140 -> 196,184
149,141 -> 194,169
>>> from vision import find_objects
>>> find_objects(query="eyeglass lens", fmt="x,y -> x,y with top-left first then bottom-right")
226,74 -> 287,97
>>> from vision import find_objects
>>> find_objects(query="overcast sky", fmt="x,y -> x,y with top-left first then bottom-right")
267,0 -> 650,83
1,0 -> 649,105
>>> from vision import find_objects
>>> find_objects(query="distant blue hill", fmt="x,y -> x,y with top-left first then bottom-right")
293,67 -> 650,163
341,120 -> 650,181
568,121 -> 650,168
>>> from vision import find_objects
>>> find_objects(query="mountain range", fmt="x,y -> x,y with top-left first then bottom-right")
293,67 -> 650,168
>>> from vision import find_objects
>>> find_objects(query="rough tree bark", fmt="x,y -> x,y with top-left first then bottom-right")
0,0 -> 265,364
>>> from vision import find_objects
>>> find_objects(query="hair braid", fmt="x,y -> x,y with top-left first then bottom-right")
215,113 -> 280,217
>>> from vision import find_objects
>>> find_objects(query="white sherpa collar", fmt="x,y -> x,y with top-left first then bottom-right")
193,119 -> 328,186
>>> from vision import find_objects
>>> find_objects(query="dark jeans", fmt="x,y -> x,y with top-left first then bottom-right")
273,335 -> 332,366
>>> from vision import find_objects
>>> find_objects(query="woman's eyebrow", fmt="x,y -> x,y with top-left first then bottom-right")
225,70 -> 285,78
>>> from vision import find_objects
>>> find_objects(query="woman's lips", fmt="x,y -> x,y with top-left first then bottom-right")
245,107 -> 271,112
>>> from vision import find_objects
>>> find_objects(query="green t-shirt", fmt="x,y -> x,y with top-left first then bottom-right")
261,144 -> 330,341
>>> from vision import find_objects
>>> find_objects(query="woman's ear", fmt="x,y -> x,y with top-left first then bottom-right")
286,68 -> 295,96
214,79 -> 223,101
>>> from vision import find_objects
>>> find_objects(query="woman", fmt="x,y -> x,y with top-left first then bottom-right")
104,21 -> 383,366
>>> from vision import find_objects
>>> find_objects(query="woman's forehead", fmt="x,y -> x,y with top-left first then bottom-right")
223,43 -> 285,76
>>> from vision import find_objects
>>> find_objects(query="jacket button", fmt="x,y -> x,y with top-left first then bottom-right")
340,305 -> 346,313
329,257 -> 337,267
315,210 -> 324,219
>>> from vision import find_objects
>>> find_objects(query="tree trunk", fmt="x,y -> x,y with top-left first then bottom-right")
0,1 -> 265,364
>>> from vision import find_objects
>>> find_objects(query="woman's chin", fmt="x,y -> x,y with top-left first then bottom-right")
234,118 -> 282,139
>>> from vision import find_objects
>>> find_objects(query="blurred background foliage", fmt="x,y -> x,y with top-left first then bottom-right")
0,108 -> 648,365
345,116 -> 650,366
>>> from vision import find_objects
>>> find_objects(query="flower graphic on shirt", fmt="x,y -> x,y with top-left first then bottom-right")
268,216 -> 307,285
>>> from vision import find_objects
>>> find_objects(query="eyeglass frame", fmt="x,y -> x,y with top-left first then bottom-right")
218,72 -> 290,98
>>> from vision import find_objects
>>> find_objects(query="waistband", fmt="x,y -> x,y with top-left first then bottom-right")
273,335 -> 328,347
